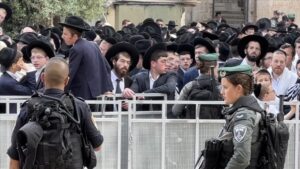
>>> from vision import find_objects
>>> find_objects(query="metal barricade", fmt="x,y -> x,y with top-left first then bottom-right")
0,96 -> 299,169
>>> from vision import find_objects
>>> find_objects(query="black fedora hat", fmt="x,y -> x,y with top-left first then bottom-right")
237,34 -> 268,59
135,39 -> 153,55
0,3 -> 12,20
177,43 -> 195,63
40,29 -> 61,52
0,47 -> 17,68
16,32 -> 38,45
26,36 -> 55,62
256,18 -> 271,31
241,23 -> 258,33
139,21 -> 162,36
129,35 -> 145,45
166,42 -> 178,53
193,37 -> 216,53
105,42 -> 139,71
166,20 -> 178,27
202,31 -> 219,40
59,16 -> 90,32
143,43 -> 167,70
217,23 -> 230,32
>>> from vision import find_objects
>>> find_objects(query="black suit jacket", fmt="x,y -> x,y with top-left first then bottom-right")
0,72 -> 35,113
130,71 -> 177,100
65,38 -> 113,99
130,71 -> 177,118
27,70 -> 44,90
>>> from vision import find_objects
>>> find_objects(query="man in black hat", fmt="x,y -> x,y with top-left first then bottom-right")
166,20 -> 177,32
177,44 -> 194,93
183,37 -> 216,86
106,42 -> 139,95
241,23 -> 258,36
0,47 -> 35,95
129,39 -> 152,76
0,2 -> 12,24
99,37 -> 117,57
60,16 -> 113,100
26,36 -> 55,90
238,34 -> 268,72
123,43 -> 177,103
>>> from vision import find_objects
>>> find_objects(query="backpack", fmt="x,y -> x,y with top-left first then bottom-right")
17,92 -> 83,169
183,79 -> 223,119
257,96 -> 289,169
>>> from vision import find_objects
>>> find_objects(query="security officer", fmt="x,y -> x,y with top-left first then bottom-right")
217,64 -> 263,169
172,53 -> 222,119
7,57 -> 103,169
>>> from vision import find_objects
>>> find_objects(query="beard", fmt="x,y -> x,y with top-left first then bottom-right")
246,54 -> 258,62
115,66 -> 129,77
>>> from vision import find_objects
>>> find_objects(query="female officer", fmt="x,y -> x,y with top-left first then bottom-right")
217,64 -> 264,169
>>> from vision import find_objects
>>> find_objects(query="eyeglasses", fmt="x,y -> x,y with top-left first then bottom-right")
30,56 -> 47,60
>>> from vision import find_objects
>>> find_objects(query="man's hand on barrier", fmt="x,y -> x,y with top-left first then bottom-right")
104,91 -> 114,96
122,101 -> 128,110
123,88 -> 135,98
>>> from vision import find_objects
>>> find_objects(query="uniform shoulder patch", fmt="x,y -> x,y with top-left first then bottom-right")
233,124 -> 247,142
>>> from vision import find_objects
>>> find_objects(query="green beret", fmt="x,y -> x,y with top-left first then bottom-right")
288,14 -> 295,19
198,53 -> 218,62
218,64 -> 252,77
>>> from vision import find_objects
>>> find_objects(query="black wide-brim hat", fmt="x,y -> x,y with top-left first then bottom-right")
166,20 -> 178,27
202,31 -> 219,40
237,34 -> 268,59
193,37 -> 216,53
217,23 -> 230,32
256,18 -> 271,30
143,43 -> 167,70
0,47 -> 17,68
59,16 -> 90,32
26,38 -> 55,62
105,42 -> 139,71
139,21 -> 162,36
241,23 -> 258,33
0,3 -> 12,20
177,43 -> 195,64
135,39 -> 153,55
166,42 -> 178,53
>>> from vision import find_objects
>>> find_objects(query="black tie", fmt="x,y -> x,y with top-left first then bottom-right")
115,79 -> 122,94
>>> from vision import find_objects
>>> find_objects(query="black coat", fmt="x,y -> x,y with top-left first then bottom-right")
65,38 -> 113,99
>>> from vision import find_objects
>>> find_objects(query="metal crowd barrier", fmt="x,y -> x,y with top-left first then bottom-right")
0,95 -> 299,169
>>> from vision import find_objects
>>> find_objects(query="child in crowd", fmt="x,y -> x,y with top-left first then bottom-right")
254,69 -> 296,119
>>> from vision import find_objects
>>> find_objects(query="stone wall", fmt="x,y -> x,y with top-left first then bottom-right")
185,0 -> 214,24
256,0 -> 300,24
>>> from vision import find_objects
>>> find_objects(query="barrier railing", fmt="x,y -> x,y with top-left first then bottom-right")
0,95 -> 299,169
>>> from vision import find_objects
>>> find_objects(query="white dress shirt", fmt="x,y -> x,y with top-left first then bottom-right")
149,72 -> 159,89
268,67 -> 298,96
111,70 -> 124,94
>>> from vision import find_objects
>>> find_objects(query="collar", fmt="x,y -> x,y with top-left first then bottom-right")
6,71 -> 18,80
44,88 -> 65,96
223,95 -> 263,115
149,71 -> 160,81
111,70 -> 123,81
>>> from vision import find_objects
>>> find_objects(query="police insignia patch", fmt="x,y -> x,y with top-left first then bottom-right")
233,124 -> 247,142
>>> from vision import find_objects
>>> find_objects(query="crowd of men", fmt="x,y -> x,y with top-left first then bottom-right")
0,2 -> 299,119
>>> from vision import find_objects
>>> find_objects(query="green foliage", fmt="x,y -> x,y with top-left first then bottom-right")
2,0 -> 105,36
